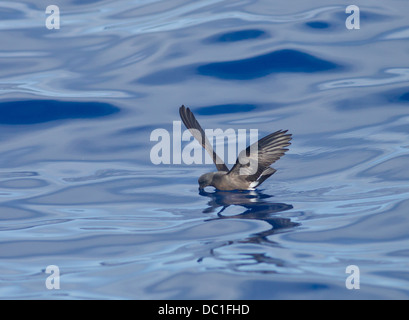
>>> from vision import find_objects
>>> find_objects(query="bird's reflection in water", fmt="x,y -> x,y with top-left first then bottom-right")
199,189 -> 298,241
197,189 -> 299,271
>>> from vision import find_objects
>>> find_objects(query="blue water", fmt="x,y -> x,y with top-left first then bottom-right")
1,0 -> 409,299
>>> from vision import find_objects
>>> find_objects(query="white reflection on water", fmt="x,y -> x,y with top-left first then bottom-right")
319,68 -> 409,90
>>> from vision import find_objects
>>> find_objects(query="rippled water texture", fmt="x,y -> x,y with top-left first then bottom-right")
1,0 -> 409,299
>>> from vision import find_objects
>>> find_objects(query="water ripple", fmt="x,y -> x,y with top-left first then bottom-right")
319,68 -> 409,90
0,2 -> 341,36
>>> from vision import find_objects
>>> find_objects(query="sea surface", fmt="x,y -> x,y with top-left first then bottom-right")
1,0 -> 409,299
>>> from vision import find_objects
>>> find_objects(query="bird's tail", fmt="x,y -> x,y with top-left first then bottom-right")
249,167 -> 276,188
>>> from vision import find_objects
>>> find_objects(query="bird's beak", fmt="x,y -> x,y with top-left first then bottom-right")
198,183 -> 207,190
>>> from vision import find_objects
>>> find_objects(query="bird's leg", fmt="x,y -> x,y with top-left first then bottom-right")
217,205 -> 229,217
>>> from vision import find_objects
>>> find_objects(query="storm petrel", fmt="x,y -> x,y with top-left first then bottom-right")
179,105 -> 292,190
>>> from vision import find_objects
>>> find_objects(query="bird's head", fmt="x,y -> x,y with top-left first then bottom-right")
198,173 -> 214,190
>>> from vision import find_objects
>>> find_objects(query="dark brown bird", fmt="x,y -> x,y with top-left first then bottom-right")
179,105 -> 291,191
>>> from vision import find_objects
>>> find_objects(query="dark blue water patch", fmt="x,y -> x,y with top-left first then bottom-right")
399,92 -> 409,102
203,29 -> 268,43
197,49 -> 340,80
308,283 -> 330,290
386,89 -> 409,104
305,21 -> 331,29
137,49 -> 340,85
0,100 -> 120,125
242,279 -> 333,299
195,104 -> 257,115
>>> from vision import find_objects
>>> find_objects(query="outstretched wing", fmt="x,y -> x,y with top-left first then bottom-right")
179,105 -> 229,172
228,130 -> 292,181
